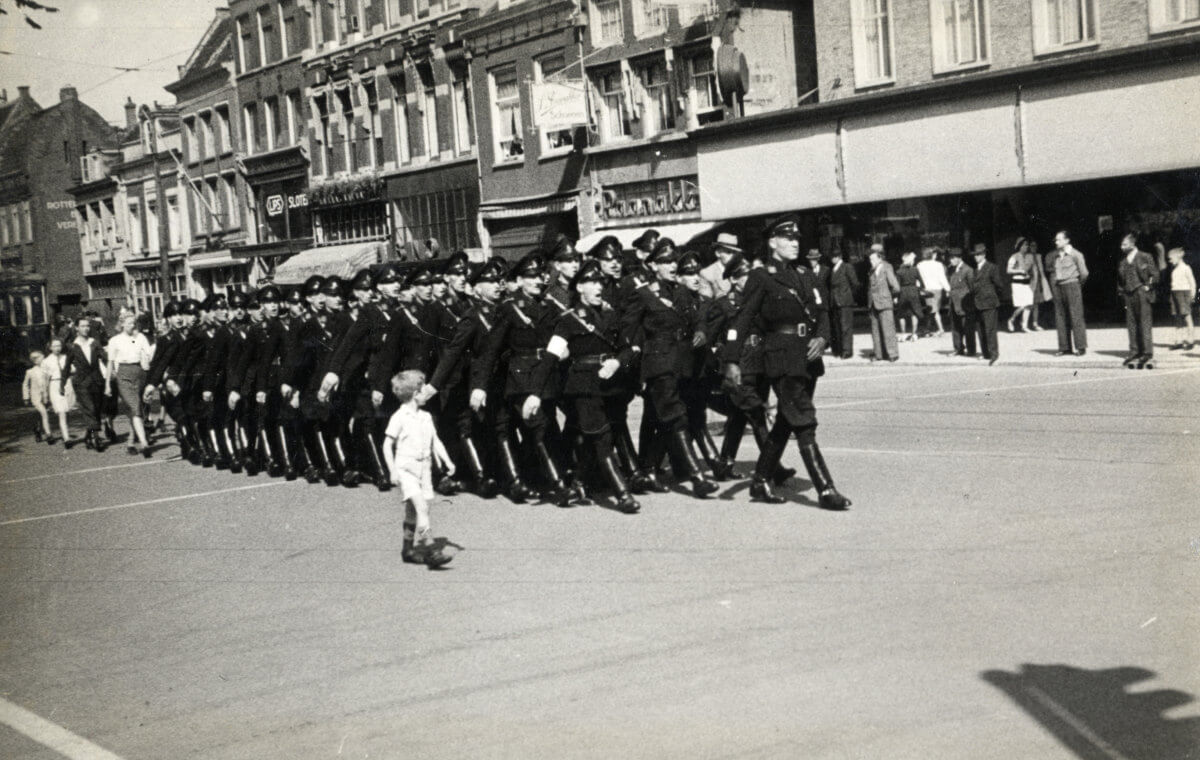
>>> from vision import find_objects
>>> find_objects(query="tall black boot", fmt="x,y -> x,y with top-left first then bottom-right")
668,426 -> 718,497
361,424 -> 391,491
223,421 -> 243,473
534,439 -> 571,507
749,408 -> 795,486
750,422 -> 791,504
275,425 -> 298,480
260,426 -> 282,476
326,427 -> 361,487
300,423 -> 327,483
194,420 -> 215,467
715,412 -> 747,480
208,425 -> 230,469
599,451 -> 639,514
692,419 -> 727,480
632,428 -> 670,493
800,442 -> 852,510
496,436 -> 532,503
613,421 -> 638,478
462,436 -> 499,498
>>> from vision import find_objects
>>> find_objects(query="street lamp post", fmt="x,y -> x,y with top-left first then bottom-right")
140,105 -> 173,316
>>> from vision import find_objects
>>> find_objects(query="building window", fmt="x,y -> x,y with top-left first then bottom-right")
77,208 -> 90,252
167,192 -> 183,249
451,70 -> 474,154
239,14 -> 258,71
315,94 -> 332,175
417,66 -> 439,159
21,201 -> 32,243
183,117 -> 199,162
200,111 -> 216,158
286,91 -> 302,146
536,53 -> 575,154
242,103 -> 258,154
687,51 -> 722,125
851,0 -> 895,86
1150,0 -> 1200,31
280,0 -> 296,57
216,105 -> 233,152
932,0 -> 989,70
146,200 -> 160,253
224,176 -> 240,228
592,0 -> 623,46
386,0 -> 411,26
635,56 -> 675,136
265,97 -> 284,150
362,83 -> 384,169
1032,0 -> 1096,53
490,65 -> 524,161
127,202 -> 143,252
393,187 -> 478,260
258,6 -> 278,65
633,0 -> 666,36
336,88 -> 357,173
343,0 -> 362,39
132,263 -> 185,321
593,68 -> 631,143
389,74 -> 411,165
314,202 -> 388,245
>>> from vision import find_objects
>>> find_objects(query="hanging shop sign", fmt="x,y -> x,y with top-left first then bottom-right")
532,81 -> 589,131
595,176 -> 701,222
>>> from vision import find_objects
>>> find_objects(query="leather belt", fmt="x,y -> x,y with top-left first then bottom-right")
511,348 -> 545,358
574,354 -> 612,366
773,323 -> 808,337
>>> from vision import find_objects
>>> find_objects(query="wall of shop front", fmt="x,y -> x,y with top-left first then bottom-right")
386,159 -> 480,260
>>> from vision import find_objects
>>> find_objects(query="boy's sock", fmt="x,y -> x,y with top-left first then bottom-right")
402,522 -> 418,563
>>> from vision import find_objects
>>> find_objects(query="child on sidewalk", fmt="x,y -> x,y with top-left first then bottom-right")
1166,247 -> 1196,350
22,351 -> 53,443
383,370 -> 454,569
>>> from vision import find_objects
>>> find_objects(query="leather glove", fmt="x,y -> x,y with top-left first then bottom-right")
598,358 -> 620,380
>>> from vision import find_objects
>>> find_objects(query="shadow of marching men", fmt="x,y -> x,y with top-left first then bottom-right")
983,663 -> 1200,760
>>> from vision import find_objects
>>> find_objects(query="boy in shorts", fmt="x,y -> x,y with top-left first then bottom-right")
22,351 -> 52,442
383,370 -> 454,569
1166,247 -> 1196,350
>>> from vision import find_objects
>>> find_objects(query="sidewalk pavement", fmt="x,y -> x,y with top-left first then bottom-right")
834,323 -> 1200,368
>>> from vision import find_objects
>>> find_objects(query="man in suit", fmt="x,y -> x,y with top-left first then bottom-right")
62,314 -> 109,451
867,244 -> 900,361
698,233 -> 742,299
970,243 -> 1004,365
829,249 -> 859,358
1117,232 -> 1159,364
947,248 -> 977,357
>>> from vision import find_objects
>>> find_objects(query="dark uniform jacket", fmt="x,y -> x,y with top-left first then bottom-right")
224,319 -> 255,397
254,316 -> 287,395
62,338 -> 107,391
532,303 -> 632,397
327,302 -> 389,390
722,262 -> 830,380
622,276 -> 703,382
830,261 -> 860,308
474,294 -> 559,399
970,260 -> 1004,310
200,322 -> 232,396
369,302 -> 437,393
281,311 -> 318,390
230,320 -> 261,397
1118,251 -> 1158,295
437,300 -> 503,395
176,323 -> 210,392
426,295 -> 471,381
708,289 -> 765,377
146,328 -> 183,386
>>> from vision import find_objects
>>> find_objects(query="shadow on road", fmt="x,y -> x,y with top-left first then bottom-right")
983,663 -> 1200,760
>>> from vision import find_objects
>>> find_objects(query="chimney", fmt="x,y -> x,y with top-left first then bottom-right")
59,86 -> 78,102
17,86 -> 30,99
124,97 -> 137,129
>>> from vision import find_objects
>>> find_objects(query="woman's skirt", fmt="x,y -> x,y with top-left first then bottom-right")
116,364 -> 147,417
1011,283 -> 1034,308
48,378 -> 75,414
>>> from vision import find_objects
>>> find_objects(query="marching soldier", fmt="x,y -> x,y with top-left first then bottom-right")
169,298 -> 207,465
589,236 -> 639,478
198,293 -> 234,469
309,276 -> 361,486
275,287 -> 311,479
622,239 -> 719,498
525,259 -> 641,514
252,284 -> 290,478
222,290 -> 254,474
144,300 -> 197,460
676,250 -> 727,479
721,215 -> 851,508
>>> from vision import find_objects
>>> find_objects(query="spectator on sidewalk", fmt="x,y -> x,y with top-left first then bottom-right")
1006,237 -> 1037,332
1163,247 -> 1196,350
829,249 -> 859,359
948,248 -> 977,357
867,245 -> 900,362
806,249 -> 833,345
698,233 -> 742,299
22,350 -> 53,443
1047,230 -> 1089,356
917,247 -> 949,336
895,251 -> 925,342
971,244 -> 1004,365
1117,233 -> 1159,364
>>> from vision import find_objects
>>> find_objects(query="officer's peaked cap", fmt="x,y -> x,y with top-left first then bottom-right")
632,228 -> 661,252
321,276 -> 346,297
571,259 -> 606,288
512,253 -> 545,278
444,251 -> 470,275
181,299 -> 201,316
350,268 -> 374,291
374,263 -> 402,286
470,256 -> 507,284
723,253 -> 752,280
587,235 -> 623,261
284,287 -> 304,305
765,214 -> 802,239
649,237 -> 679,264
203,293 -> 228,310
403,266 -> 435,288
302,275 -> 326,296
255,285 -> 280,304
227,290 -> 248,308
163,300 -> 180,318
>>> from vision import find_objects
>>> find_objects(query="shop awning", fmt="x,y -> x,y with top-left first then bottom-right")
271,241 -> 383,285
576,221 -> 719,252
479,195 -> 577,221
188,250 -> 246,271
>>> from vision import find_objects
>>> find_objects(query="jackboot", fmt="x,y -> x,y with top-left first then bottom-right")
497,437 -> 533,503
751,422 -> 791,504
749,408 -> 795,486
692,420 -> 727,480
632,429 -> 670,493
800,442 -> 852,510
668,427 -> 717,498
274,425 -> 297,480
326,430 -> 360,487
613,422 -> 638,478
223,423 -> 243,473
462,436 -> 499,499
361,425 -> 391,491
599,452 -> 639,514
534,439 -> 571,507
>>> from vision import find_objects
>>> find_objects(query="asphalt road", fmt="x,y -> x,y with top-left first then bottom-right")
1,363 -> 1198,760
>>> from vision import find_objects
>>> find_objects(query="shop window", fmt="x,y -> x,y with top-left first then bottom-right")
390,74 -> 412,165
851,0 -> 895,87
490,65 -> 524,162
536,52 -> 575,155
451,70 -> 474,155
1031,0 -> 1096,54
594,68 -> 631,143
393,187 -> 479,260
314,202 -> 388,245
687,51 -> 722,125
635,56 -> 675,136
591,0 -> 623,46
1148,0 -> 1199,32
932,0 -> 989,70
12,295 -> 27,326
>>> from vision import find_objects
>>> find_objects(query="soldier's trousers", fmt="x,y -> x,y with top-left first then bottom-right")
754,375 -> 819,480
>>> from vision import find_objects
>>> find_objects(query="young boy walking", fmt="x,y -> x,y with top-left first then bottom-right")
1166,247 -> 1196,350
383,370 -> 454,569
22,351 -> 52,443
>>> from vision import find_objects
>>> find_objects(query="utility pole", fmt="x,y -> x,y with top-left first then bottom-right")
141,105 -> 173,316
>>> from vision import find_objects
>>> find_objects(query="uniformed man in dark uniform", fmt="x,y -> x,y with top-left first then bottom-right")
526,259 -> 640,514
676,250 -> 727,479
622,239 -> 719,498
144,299 -> 197,460
178,298 -> 215,466
221,290 -> 253,473
198,293 -> 234,469
424,253 -> 477,489
286,276 -> 339,484
252,284 -> 292,478
722,215 -> 851,508
273,286 -> 312,479
424,256 -> 507,499
589,235 -> 639,477
625,228 -> 660,276
310,276 -> 361,486
472,252 -> 571,506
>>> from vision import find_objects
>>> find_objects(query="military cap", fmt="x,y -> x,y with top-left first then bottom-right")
163,300 -> 180,318
284,287 -> 304,305
511,253 -> 546,278
547,234 -> 580,261
246,293 -> 261,310
181,299 -> 201,316
374,263 -> 402,286
678,250 -> 702,274
403,266 -> 435,288
572,259 -> 606,288
444,251 -> 470,276
587,235 -> 623,261
203,293 -> 228,310
723,253 -> 752,280
471,256 -> 507,285
321,276 -> 345,297
350,268 -> 374,292
765,214 -> 802,239
632,228 -> 661,252
257,284 -> 282,303
227,290 -> 248,308
648,237 -> 679,264
430,269 -> 446,284
302,275 -> 326,296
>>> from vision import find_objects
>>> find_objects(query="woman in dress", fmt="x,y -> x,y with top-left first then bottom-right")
895,251 -> 926,342
106,312 -> 153,456
916,247 -> 950,336
1006,237 -> 1036,332
42,338 -> 74,446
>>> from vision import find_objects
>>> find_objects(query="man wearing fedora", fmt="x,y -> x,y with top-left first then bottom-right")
867,244 -> 900,362
970,243 -> 1004,365
828,249 -> 859,359
805,248 -> 832,353
699,232 -> 743,299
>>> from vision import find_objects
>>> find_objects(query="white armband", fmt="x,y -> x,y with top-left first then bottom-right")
726,329 -> 737,341
547,335 -> 569,359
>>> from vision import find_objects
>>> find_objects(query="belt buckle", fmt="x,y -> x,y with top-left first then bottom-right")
797,323 -> 807,337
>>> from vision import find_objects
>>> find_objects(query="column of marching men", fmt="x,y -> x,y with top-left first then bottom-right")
139,214 -> 852,516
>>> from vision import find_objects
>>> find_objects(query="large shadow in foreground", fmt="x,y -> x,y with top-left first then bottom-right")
983,664 -> 1200,759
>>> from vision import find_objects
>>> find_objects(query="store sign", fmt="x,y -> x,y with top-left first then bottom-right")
596,176 -> 701,221
265,192 -> 308,217
258,179 -> 312,242
532,81 -> 588,130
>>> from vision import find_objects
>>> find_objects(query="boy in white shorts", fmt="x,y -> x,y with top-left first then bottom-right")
383,370 -> 454,569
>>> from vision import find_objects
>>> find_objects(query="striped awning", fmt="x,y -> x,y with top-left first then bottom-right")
271,241 -> 383,285
479,195 -> 577,221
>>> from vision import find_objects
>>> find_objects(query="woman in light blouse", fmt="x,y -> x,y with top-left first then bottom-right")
42,338 -> 74,446
106,312 -> 153,456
